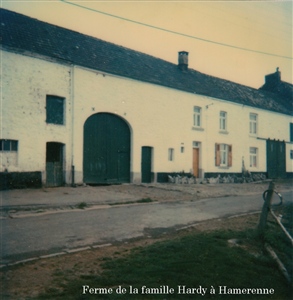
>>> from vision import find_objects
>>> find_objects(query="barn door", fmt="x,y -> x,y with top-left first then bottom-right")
46,142 -> 64,187
266,139 -> 286,179
83,113 -> 131,184
141,146 -> 152,183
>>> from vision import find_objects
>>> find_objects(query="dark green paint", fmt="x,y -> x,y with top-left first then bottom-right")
266,139 -> 286,179
83,113 -> 131,184
141,146 -> 152,183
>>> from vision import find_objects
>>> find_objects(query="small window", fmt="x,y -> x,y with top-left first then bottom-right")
290,123 -> 293,142
0,139 -> 18,151
219,111 -> 227,130
215,143 -> 232,167
249,113 -> 258,135
290,150 -> 293,160
46,95 -> 65,125
168,148 -> 174,161
193,106 -> 201,127
250,147 -> 258,167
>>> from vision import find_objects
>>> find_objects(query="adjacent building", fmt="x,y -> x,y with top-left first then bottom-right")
1,9 -> 292,189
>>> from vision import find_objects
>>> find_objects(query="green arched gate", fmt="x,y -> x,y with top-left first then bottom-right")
83,113 -> 131,184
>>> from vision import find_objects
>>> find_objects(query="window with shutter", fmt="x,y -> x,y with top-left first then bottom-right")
228,145 -> 232,167
215,144 -> 220,166
215,143 -> 232,167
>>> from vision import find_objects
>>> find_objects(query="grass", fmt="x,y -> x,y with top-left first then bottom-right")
264,203 -> 293,280
76,202 -> 88,209
37,228 -> 292,300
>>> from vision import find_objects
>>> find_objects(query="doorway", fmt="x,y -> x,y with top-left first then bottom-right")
83,113 -> 131,184
46,142 -> 64,187
141,146 -> 153,183
193,141 -> 201,178
266,139 -> 286,179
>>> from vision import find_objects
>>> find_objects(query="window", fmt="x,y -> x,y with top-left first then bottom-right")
193,106 -> 201,127
0,139 -> 18,151
168,148 -> 174,161
46,95 -> 65,125
290,123 -> 293,142
193,141 -> 200,148
290,150 -> 293,160
215,143 -> 232,167
219,111 -> 227,130
250,147 -> 258,167
249,113 -> 258,135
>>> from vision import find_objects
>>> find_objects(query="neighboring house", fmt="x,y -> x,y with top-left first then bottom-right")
0,9 -> 292,189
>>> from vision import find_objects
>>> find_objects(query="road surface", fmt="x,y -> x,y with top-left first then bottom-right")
1,191 -> 292,265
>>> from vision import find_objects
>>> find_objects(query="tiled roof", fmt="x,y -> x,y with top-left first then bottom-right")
1,8 -> 292,115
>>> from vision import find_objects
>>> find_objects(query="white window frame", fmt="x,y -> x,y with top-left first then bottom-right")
219,144 -> 228,166
249,147 -> 258,168
168,148 -> 174,161
249,113 -> 258,135
193,106 -> 201,127
219,111 -> 227,131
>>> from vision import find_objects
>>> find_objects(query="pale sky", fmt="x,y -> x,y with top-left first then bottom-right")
1,0 -> 292,89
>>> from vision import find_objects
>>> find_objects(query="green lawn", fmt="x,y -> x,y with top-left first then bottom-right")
38,227 -> 292,300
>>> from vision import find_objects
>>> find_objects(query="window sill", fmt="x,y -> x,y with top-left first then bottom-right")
218,166 -> 229,169
46,123 -> 65,126
249,134 -> 257,138
219,130 -> 229,135
192,126 -> 204,131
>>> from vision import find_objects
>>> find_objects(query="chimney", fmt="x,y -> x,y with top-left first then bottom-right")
265,67 -> 281,86
178,51 -> 189,71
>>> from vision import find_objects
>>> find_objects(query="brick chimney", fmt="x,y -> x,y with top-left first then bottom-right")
178,51 -> 189,71
264,67 -> 281,86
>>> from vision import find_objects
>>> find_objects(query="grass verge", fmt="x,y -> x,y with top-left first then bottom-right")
109,198 -> 155,206
37,228 -> 292,299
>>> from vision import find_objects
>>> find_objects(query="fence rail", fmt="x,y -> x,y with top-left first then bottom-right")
257,181 -> 292,284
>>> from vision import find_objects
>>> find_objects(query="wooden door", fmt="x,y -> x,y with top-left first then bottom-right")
266,139 -> 286,179
46,142 -> 64,187
141,146 -> 152,183
193,148 -> 199,178
83,113 -> 131,184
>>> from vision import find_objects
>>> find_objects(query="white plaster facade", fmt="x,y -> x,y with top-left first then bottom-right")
1,49 -> 292,186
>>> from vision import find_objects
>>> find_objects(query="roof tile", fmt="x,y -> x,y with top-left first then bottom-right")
0,8 -> 292,115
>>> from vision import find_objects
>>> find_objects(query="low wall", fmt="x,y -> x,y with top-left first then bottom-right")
0,172 -> 42,190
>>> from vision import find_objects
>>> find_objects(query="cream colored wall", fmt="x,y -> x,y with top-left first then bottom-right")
1,51 -> 72,183
73,65 -> 292,181
2,50 -> 292,184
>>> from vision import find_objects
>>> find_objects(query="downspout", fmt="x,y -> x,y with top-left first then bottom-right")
70,64 -> 75,187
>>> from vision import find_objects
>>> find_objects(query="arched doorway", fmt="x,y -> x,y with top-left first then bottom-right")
83,113 -> 131,184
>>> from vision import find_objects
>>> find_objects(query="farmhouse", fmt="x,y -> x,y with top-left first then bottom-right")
0,8 -> 292,188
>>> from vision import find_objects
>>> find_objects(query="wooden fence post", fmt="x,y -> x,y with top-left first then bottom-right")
257,181 -> 275,237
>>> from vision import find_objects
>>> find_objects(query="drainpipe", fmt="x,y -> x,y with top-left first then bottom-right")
70,65 -> 75,187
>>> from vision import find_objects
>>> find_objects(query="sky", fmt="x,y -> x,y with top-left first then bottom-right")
1,0 -> 292,89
